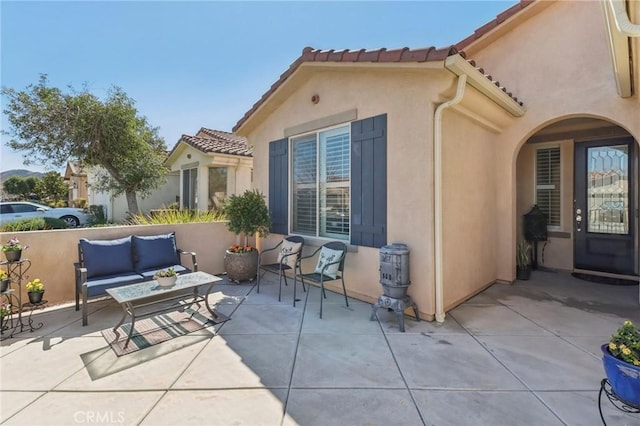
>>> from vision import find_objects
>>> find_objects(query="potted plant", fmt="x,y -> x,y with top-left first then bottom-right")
25,278 -> 44,304
221,189 -> 271,282
602,320 -> 640,406
0,301 -> 11,330
0,270 -> 9,293
2,237 -> 28,262
153,267 -> 178,287
516,240 -> 532,280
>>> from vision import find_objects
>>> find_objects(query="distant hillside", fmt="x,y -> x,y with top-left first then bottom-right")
0,169 -> 45,180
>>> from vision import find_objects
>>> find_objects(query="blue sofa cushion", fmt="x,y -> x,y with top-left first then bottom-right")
139,264 -> 190,280
80,237 -> 135,279
133,233 -> 179,273
85,273 -> 145,297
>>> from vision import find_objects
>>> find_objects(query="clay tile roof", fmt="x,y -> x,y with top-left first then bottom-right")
179,129 -> 252,157
456,0 -> 535,50
234,45 -> 457,132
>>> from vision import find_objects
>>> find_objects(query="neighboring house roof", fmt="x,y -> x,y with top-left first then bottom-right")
64,161 -> 86,180
169,128 -> 252,160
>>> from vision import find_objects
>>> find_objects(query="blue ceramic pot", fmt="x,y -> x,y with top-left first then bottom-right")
601,344 -> 640,406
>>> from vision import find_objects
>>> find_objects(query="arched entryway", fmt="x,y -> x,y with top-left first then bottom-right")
516,116 -> 639,279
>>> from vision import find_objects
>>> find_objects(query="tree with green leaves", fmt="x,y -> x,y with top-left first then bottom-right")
35,172 -> 69,204
2,175 -> 38,199
2,75 -> 168,214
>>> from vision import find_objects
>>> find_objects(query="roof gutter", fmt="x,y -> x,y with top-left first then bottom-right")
433,74 -> 467,323
602,0 -> 637,97
444,54 -> 525,117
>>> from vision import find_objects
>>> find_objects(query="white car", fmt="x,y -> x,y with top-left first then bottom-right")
0,201 -> 90,227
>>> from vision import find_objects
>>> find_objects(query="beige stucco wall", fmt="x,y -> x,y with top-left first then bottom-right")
465,0 -> 640,280
516,141 -> 575,271
242,66 -> 485,319
0,222 -> 237,308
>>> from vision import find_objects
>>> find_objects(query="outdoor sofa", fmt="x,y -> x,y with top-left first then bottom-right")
74,232 -> 197,325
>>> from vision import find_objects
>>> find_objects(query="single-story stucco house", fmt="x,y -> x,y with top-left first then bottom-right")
165,128 -> 253,211
77,128 -> 253,221
233,0 -> 640,322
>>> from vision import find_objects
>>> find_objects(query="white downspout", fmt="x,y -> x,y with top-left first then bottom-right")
608,0 -> 640,37
433,74 -> 467,323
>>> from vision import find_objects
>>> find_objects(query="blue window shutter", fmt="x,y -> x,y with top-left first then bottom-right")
269,138 -> 288,234
351,114 -> 387,248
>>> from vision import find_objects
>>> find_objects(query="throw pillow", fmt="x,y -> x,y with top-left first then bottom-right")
132,233 -> 179,272
314,246 -> 343,279
80,237 -> 134,278
277,239 -> 302,270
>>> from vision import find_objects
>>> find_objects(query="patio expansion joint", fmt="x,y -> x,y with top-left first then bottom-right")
376,311 -> 428,425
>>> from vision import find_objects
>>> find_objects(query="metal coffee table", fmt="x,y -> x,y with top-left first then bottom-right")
106,271 -> 229,348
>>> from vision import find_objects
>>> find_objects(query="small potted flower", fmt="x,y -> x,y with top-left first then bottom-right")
0,301 -> 11,330
25,278 -> 45,304
153,267 -> 177,287
2,237 -> 28,262
0,270 -> 9,293
602,320 -> 640,406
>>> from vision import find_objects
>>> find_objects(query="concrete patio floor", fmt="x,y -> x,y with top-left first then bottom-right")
1,269 -> 639,425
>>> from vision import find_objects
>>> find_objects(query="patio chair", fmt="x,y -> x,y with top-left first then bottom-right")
256,236 -> 305,302
294,241 -> 348,318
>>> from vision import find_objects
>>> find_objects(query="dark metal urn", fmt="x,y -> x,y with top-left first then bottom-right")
28,291 -> 44,304
4,250 -> 22,262
224,250 -> 259,283
1,279 -> 9,293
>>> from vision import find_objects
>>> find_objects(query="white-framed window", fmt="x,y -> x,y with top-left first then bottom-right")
535,145 -> 561,229
291,125 -> 350,240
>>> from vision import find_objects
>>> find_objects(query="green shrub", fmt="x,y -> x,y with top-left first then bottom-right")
87,205 -> 107,226
127,209 -> 225,225
0,217 -> 68,232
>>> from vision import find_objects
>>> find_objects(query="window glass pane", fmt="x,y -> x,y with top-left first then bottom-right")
292,135 -> 317,235
208,167 -> 227,210
536,147 -> 560,227
587,145 -> 629,234
319,128 -> 349,238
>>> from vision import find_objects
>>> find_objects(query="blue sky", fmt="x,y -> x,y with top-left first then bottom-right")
1,0 -> 517,173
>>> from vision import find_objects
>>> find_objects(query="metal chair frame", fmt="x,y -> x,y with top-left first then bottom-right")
295,241 -> 348,318
256,236 -> 305,302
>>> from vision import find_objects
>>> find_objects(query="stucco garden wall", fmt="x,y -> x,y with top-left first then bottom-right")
0,222 -> 237,308
245,67 -> 454,319
465,0 -> 640,281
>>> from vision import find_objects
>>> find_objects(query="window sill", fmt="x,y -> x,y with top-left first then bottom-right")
293,235 -> 358,253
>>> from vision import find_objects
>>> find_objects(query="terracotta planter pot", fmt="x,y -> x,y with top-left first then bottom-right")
224,250 -> 259,283
4,250 -> 22,262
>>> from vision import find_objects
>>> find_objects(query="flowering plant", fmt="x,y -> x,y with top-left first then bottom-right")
228,244 -> 257,254
608,320 -> 640,366
0,302 -> 11,318
2,237 -> 28,253
0,270 -> 7,281
153,268 -> 177,279
26,278 -> 44,293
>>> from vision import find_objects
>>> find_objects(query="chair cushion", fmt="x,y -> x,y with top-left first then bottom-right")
80,237 -> 134,279
85,272 -> 145,297
277,239 -> 302,270
314,246 -> 343,279
133,233 -> 179,273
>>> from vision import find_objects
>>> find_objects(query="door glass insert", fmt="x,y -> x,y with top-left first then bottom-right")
587,145 -> 629,234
